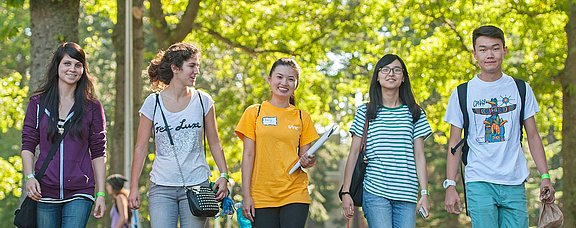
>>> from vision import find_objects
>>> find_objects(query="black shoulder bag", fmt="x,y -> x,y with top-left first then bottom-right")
14,119 -> 73,228
338,115 -> 370,207
155,92 -> 219,217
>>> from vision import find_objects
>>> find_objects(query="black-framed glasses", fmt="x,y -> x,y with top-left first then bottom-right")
379,67 -> 403,74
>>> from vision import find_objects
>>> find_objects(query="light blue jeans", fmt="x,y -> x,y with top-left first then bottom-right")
466,182 -> 528,228
148,181 -> 208,228
362,190 -> 416,228
37,197 -> 93,228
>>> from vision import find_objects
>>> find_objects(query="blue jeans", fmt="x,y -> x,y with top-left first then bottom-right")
466,182 -> 528,228
362,190 -> 416,228
37,197 -> 93,228
148,182 -> 208,228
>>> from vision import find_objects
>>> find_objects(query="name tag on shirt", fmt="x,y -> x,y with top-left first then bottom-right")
262,117 -> 277,126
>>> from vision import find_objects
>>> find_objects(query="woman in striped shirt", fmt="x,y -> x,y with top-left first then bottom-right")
341,54 -> 432,227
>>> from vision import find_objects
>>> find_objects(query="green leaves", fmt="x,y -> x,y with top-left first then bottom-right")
0,72 -> 28,133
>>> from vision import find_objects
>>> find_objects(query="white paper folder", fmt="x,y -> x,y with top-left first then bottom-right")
289,124 -> 338,174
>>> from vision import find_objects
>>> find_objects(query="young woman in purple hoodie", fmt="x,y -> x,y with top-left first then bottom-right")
21,42 -> 107,227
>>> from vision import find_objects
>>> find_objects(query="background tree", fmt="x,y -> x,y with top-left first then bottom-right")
109,0 -> 145,178
561,0 -> 576,225
29,0 -> 79,95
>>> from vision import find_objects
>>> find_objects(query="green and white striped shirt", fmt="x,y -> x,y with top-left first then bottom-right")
350,104 -> 431,203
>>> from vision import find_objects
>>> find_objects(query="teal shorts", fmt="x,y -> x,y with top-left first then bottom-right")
466,181 -> 528,228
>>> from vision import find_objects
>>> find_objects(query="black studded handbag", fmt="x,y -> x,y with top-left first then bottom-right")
185,186 -> 219,217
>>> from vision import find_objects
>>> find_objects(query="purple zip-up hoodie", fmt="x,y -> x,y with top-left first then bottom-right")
21,95 -> 107,200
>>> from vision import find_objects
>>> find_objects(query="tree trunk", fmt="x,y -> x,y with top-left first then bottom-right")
561,0 -> 576,224
24,0 -> 79,207
148,0 -> 200,49
110,0 -> 126,179
133,0 -> 144,135
29,0 -> 79,95
110,0 -> 145,176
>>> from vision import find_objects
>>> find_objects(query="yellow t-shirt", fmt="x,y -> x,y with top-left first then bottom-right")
235,101 -> 319,208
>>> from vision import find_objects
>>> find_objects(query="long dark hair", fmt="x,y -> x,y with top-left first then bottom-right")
34,42 -> 96,141
107,174 -> 128,194
366,54 -> 421,123
268,58 -> 301,105
147,42 -> 200,91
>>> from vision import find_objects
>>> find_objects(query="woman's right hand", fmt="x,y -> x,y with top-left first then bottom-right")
242,195 -> 256,222
128,187 -> 141,209
341,194 -> 355,220
25,178 -> 42,201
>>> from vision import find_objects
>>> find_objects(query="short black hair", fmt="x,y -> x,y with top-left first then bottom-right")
472,25 -> 505,49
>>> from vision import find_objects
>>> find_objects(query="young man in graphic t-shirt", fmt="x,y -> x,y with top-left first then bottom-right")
443,25 -> 556,227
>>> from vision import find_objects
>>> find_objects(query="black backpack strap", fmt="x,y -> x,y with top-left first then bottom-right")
513,78 -> 526,142
298,109 -> 302,155
452,82 -> 470,216
451,82 -> 469,160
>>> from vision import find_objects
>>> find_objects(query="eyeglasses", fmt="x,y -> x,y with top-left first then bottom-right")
379,67 -> 403,75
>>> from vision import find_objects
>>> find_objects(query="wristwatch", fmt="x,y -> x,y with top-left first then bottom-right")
420,189 -> 429,196
443,179 -> 456,189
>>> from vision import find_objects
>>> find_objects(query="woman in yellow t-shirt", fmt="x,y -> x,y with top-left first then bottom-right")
235,58 -> 319,227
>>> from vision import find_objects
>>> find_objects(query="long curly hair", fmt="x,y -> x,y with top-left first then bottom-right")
147,42 -> 200,91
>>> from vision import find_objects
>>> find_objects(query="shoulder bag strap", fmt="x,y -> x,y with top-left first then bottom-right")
35,116 -> 73,181
197,91 -> 206,156
360,108 -> 370,159
155,94 -> 186,187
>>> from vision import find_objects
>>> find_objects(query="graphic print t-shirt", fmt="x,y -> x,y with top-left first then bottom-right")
444,74 -> 539,185
139,90 -> 213,186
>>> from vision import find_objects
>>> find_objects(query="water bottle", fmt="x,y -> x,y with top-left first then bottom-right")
235,202 -> 252,228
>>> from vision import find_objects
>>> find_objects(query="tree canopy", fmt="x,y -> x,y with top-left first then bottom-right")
0,0 -> 573,227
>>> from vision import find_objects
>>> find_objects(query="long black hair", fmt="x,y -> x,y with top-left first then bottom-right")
106,174 -> 128,193
34,42 -> 96,141
366,54 -> 421,123
268,58 -> 301,105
